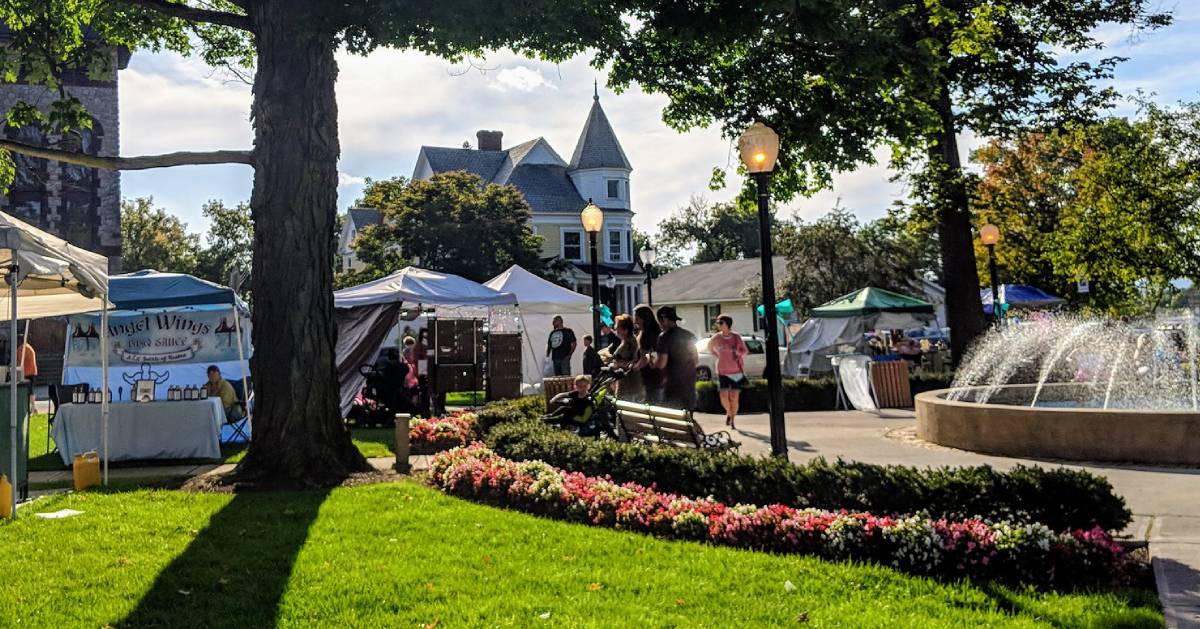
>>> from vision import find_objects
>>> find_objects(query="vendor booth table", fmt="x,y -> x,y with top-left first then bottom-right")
52,398 -> 224,464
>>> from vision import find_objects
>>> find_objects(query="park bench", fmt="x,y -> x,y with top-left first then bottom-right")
614,400 -> 740,452
542,376 -> 575,405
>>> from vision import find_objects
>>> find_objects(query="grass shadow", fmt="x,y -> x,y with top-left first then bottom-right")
972,581 -> 1162,628
118,489 -> 330,628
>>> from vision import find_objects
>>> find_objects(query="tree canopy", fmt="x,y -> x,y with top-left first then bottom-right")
774,208 -> 931,316
602,0 -> 1171,359
340,172 -> 556,285
119,197 -> 254,295
120,197 -> 200,275
656,195 -> 792,264
972,101 -> 1200,316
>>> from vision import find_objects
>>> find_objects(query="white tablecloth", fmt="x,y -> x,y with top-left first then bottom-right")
53,398 -> 224,465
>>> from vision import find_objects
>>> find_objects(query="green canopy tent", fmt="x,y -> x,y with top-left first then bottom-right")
810,287 -> 934,318
785,287 -> 936,375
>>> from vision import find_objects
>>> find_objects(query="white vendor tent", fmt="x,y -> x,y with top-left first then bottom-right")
485,265 -> 593,387
0,213 -> 109,517
784,287 -> 936,376
333,267 -> 518,415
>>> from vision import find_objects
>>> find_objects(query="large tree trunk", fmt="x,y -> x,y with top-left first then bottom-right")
236,0 -> 368,485
931,90 -> 987,364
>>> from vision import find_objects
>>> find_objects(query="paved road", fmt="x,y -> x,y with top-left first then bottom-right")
695,409 -> 1200,628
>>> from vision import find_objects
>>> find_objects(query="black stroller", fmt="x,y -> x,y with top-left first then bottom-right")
348,352 -> 419,427
542,366 -> 627,439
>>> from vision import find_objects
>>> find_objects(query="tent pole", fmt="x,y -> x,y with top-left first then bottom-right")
8,252 -> 18,519
515,308 -> 540,389
233,304 -> 250,427
100,295 -> 109,485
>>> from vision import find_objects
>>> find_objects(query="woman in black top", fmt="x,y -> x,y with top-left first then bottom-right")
634,305 -> 663,403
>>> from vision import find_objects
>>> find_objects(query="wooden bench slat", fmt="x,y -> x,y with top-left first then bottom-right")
612,399 -> 739,453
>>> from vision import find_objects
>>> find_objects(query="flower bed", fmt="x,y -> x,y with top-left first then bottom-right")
431,444 -> 1133,587
409,411 -> 478,454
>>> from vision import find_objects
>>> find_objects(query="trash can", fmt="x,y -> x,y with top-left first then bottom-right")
0,382 -> 31,504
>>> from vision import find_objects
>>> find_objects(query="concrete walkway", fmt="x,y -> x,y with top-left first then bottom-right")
695,409 -> 1200,628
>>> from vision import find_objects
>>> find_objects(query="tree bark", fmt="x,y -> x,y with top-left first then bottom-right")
930,89 -> 987,363
235,0 -> 367,486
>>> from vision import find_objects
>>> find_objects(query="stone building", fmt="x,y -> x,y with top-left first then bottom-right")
0,28 -> 127,271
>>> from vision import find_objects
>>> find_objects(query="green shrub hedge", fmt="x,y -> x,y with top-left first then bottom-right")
695,371 -> 954,414
483,419 -> 1131,532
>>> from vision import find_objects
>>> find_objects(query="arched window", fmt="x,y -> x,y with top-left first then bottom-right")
58,119 -> 104,249
3,124 -> 49,224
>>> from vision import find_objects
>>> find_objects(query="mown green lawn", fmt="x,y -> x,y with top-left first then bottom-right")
0,481 -> 1161,628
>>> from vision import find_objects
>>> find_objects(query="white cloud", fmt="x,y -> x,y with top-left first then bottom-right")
488,66 -> 556,93
338,172 -> 367,186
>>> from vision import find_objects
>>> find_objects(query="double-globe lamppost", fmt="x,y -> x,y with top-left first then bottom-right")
638,247 -> 657,306
738,122 -> 788,459
979,223 -> 1002,324
581,200 -> 605,341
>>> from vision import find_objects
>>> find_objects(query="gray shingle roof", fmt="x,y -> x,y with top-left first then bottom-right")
505,164 -> 587,214
568,97 -> 632,171
422,147 -> 507,181
653,257 -> 787,304
347,207 -> 382,230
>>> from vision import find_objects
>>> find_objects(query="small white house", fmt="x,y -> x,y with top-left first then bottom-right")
650,257 -> 788,337
337,207 -> 382,273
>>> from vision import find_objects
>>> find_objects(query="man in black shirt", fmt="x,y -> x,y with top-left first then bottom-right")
653,306 -> 698,410
546,315 -> 577,376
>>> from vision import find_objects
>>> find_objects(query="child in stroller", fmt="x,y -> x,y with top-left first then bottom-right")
349,348 -> 419,427
543,367 -> 626,439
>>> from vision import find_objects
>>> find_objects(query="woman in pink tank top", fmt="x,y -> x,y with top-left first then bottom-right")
708,314 -> 748,428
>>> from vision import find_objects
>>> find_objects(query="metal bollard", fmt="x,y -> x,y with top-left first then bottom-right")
394,413 -> 411,473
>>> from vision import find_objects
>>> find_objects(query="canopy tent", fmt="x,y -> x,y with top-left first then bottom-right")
333,267 -> 518,416
64,270 -> 252,412
109,269 -> 246,311
784,287 -> 935,376
63,270 -> 253,446
756,298 -> 795,318
334,266 -> 518,309
485,265 -> 593,387
0,213 -> 109,517
980,284 -> 1066,315
810,287 -> 935,318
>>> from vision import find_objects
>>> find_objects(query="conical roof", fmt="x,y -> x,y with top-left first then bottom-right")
810,287 -> 934,318
568,95 -> 632,171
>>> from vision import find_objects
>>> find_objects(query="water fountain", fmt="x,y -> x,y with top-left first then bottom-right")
916,315 -> 1200,465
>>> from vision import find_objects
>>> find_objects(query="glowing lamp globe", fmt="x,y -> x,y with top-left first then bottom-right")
980,224 -> 1001,246
737,122 -> 780,174
580,202 -> 604,233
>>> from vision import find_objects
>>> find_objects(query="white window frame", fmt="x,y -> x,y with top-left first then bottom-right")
561,228 -> 585,262
607,229 -> 624,263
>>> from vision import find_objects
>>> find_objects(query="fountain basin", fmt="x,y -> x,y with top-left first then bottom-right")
916,385 -> 1200,466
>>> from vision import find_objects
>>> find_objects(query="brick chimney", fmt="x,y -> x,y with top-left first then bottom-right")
476,130 -> 503,151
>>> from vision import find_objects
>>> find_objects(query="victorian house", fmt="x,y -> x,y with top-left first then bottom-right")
411,91 -> 644,314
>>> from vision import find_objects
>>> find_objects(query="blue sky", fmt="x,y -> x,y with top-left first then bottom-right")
118,4 -> 1200,235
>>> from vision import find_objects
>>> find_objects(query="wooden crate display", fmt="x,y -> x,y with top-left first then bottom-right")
432,319 -> 481,365
487,332 -> 522,400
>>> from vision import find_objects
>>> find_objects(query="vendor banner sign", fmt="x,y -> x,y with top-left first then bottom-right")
66,309 -> 247,368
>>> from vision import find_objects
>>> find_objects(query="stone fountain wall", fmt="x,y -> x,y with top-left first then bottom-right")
916,386 -> 1200,466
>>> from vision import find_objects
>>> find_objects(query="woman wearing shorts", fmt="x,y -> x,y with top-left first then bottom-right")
709,314 -> 748,428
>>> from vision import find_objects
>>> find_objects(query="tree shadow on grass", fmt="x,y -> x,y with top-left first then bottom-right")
118,489 -> 330,629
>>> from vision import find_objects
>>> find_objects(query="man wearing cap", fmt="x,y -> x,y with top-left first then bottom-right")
652,306 -> 699,410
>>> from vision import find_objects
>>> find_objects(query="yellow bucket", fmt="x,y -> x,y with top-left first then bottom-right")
0,474 -> 11,518
73,451 -> 101,491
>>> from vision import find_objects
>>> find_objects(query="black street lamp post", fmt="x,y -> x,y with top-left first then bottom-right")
639,247 -> 657,307
738,122 -> 787,459
980,223 -> 1001,324
581,201 -> 604,341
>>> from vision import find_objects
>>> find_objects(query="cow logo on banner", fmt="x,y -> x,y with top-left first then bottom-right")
66,311 -> 245,368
